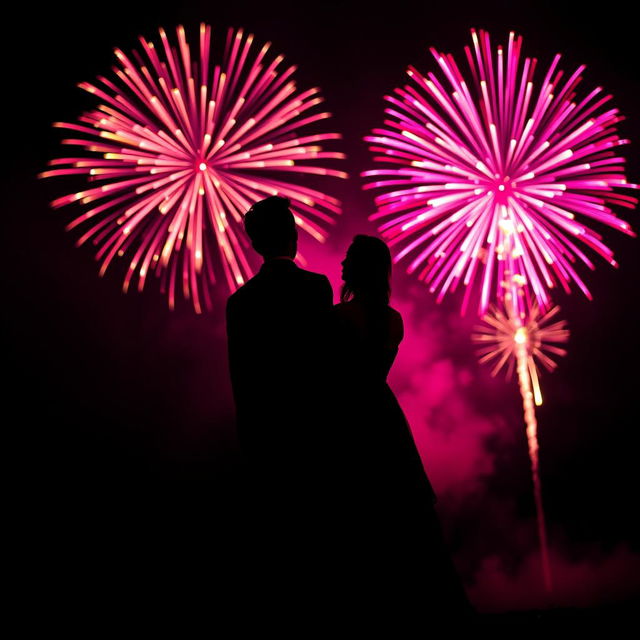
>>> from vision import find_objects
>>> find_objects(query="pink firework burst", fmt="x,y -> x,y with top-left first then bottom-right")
362,29 -> 637,316
40,24 -> 347,312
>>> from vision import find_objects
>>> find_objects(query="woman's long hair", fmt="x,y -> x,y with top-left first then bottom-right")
340,235 -> 392,305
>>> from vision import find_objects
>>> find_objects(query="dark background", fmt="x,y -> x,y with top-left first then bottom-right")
5,0 -> 639,616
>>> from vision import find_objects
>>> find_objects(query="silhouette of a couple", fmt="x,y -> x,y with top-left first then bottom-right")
226,196 -> 473,622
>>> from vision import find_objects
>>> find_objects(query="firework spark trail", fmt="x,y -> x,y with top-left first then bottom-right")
362,29 -> 637,317
473,298 -> 569,592
515,329 -> 553,592
40,24 -> 347,312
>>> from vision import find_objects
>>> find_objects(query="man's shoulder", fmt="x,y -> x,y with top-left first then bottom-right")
226,274 -> 261,308
296,269 -> 333,305
295,267 -> 330,287
227,265 -> 329,308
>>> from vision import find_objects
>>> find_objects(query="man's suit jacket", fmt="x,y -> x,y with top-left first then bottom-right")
226,258 -> 333,476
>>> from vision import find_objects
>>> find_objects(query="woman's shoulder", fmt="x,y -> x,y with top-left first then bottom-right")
331,300 -> 362,325
332,301 -> 403,334
387,305 -> 404,343
332,300 -> 359,316
387,305 -> 402,321
333,300 -> 401,317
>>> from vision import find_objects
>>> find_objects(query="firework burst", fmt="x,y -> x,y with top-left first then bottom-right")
362,29 -> 637,315
40,24 -> 347,312
472,303 -> 569,405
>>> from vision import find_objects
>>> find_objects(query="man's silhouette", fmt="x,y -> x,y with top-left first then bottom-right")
226,197 -> 333,610
226,196 -> 332,522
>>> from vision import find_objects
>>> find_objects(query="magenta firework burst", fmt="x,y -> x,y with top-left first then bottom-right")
362,29 -> 637,315
40,24 -> 347,312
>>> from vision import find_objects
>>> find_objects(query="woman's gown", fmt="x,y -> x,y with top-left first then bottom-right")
322,300 -> 473,619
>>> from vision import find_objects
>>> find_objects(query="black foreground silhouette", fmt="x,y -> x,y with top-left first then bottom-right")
226,197 -> 474,623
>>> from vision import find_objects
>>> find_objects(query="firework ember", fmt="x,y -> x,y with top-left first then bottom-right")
362,29 -> 637,316
40,24 -> 347,312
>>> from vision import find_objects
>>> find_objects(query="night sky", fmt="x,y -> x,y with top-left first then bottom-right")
6,0 -> 640,615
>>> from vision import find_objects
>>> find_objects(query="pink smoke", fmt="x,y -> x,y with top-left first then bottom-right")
469,542 -> 640,612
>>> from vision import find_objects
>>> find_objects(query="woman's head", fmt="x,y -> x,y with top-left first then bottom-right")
341,235 -> 392,304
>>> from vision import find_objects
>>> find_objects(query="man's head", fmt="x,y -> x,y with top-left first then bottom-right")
244,196 -> 298,259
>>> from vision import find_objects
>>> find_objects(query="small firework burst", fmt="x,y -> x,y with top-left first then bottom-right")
472,303 -> 569,405
40,24 -> 347,312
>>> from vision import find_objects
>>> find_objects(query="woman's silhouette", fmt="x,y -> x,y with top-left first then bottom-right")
325,235 -> 474,622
